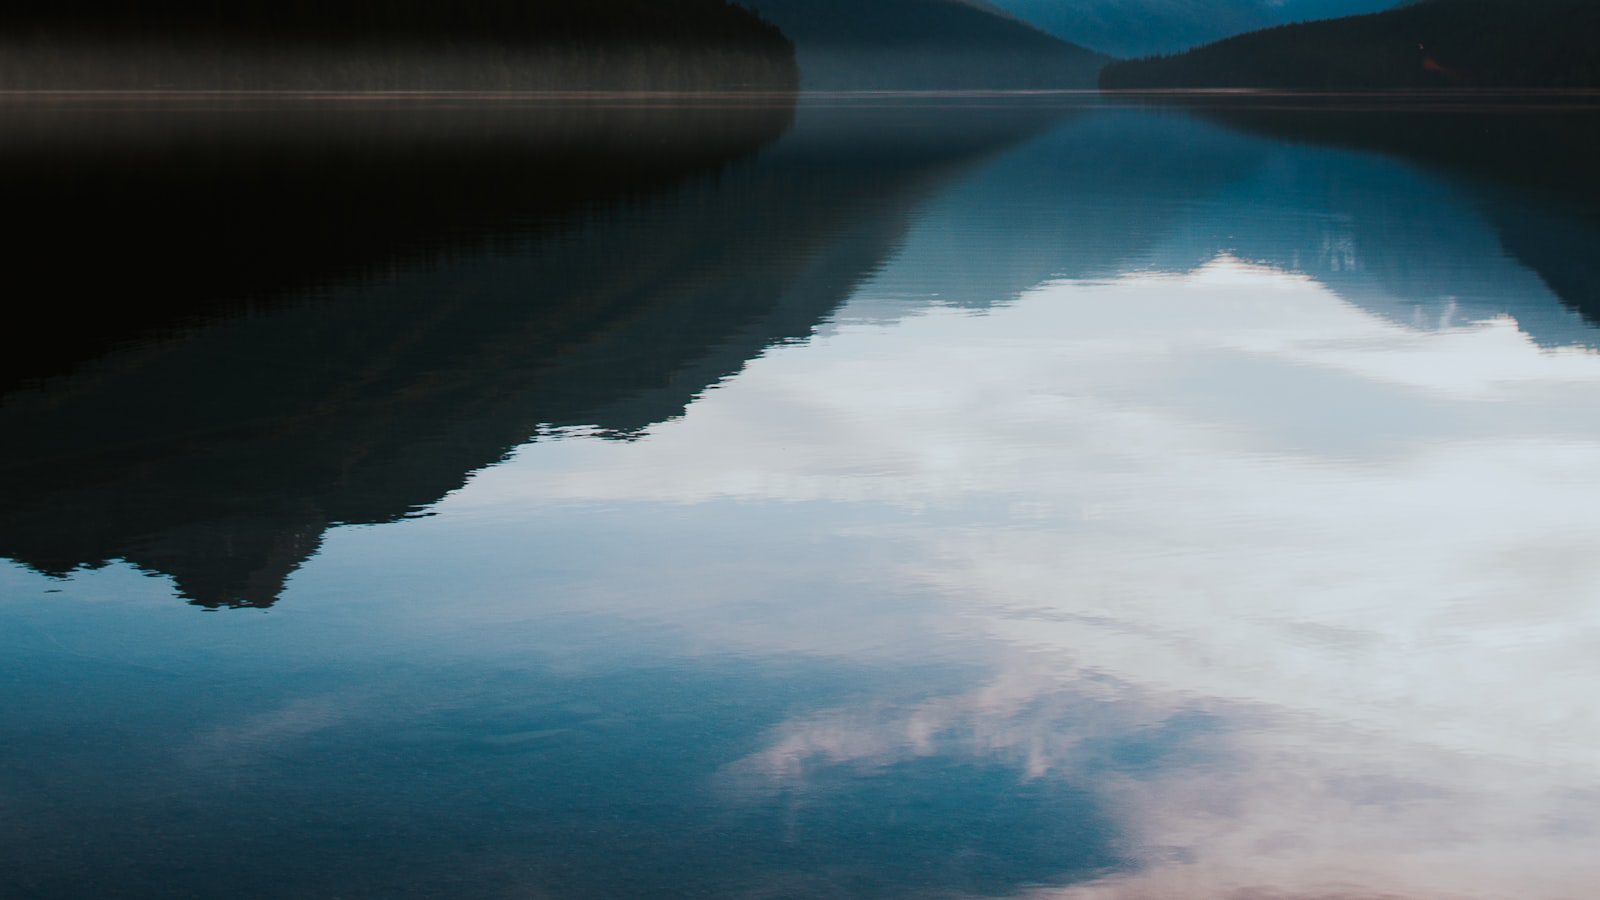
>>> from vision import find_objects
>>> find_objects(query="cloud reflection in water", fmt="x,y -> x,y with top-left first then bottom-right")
447,257 -> 1600,898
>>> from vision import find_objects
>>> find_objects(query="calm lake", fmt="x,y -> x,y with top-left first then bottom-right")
2,92 -> 1598,898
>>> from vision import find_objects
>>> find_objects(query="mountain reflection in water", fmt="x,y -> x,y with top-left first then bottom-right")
2,94 -> 1599,899
0,95 -> 1061,608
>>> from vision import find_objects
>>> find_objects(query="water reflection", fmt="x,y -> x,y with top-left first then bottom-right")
2,95 -> 1599,898
846,101 -> 1600,346
0,96 -> 1059,608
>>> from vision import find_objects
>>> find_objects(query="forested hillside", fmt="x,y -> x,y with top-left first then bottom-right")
0,0 -> 798,90
1101,0 -> 1600,89
739,0 -> 1107,88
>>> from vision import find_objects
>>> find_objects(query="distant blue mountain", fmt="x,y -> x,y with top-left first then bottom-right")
738,0 -> 1107,88
989,0 -> 1397,57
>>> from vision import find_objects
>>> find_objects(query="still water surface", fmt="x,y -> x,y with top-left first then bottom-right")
2,94 -> 1599,898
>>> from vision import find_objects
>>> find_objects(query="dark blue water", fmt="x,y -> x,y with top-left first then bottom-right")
3,93 -> 1599,898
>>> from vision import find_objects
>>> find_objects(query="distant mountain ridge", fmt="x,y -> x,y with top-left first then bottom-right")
991,0 -> 1396,58
738,0 -> 1107,88
1101,0 -> 1600,89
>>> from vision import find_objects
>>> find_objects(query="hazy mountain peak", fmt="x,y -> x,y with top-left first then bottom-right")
989,0 -> 1399,57
738,0 -> 1107,88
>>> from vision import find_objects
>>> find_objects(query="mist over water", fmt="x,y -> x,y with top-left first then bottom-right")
3,93 -> 1599,898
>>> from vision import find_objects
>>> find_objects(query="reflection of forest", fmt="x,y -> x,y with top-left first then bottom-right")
1186,96 -> 1600,324
849,101 -> 1600,348
0,99 -> 1061,609
0,98 -> 794,388
4,96 -> 1594,611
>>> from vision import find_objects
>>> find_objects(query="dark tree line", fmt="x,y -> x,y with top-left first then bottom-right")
1101,0 -> 1600,89
0,0 -> 798,90
0,0 -> 784,47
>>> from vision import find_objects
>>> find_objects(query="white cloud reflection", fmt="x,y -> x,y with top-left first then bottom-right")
445,256 -> 1600,897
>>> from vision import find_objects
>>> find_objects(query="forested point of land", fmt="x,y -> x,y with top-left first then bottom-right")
0,0 -> 798,90
1101,0 -> 1600,90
